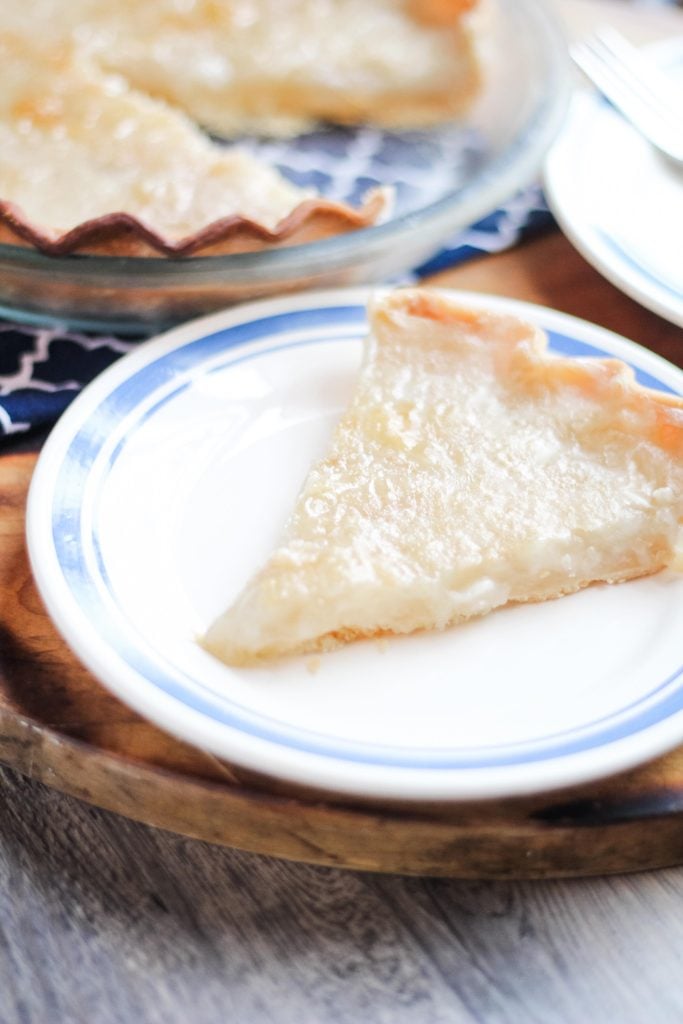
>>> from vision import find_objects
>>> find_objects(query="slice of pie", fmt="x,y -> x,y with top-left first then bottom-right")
203,289 -> 683,666
0,35 -> 389,256
1,0 -> 482,137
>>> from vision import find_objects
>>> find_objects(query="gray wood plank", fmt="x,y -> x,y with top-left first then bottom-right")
1,765 -> 683,1024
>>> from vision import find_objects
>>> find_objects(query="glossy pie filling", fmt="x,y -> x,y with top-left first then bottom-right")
203,289 -> 683,665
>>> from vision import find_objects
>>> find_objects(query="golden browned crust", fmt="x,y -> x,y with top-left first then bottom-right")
380,288 -> 683,458
0,189 -> 391,258
407,0 -> 479,26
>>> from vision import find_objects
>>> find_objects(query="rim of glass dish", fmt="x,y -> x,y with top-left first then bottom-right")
0,0 -> 570,278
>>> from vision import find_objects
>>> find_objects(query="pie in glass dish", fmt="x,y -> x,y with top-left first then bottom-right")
203,288 -> 683,665
0,34 -> 390,257
0,1 -> 482,257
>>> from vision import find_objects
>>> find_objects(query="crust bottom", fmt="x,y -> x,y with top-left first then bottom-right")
0,188 -> 392,258
216,564 -> 669,666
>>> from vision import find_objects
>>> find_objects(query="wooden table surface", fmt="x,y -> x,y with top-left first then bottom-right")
3,3 -> 683,1021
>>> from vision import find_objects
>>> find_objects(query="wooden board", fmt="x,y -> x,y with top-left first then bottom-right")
2,232 -> 683,880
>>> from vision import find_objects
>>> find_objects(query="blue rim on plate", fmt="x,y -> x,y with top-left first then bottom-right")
26,289 -> 683,800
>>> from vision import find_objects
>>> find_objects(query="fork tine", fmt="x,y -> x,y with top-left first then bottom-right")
572,41 -> 678,132
591,28 -> 678,113
584,29 -> 681,129
571,29 -> 683,164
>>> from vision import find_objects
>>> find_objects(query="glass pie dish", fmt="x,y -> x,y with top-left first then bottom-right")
0,0 -> 570,335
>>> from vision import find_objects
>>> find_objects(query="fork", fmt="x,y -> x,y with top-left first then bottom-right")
571,27 -> 683,166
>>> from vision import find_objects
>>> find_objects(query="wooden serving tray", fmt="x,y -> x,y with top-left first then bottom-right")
3,233 -> 683,879
3,444 -> 683,880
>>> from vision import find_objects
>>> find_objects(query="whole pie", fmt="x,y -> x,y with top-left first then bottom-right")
203,289 -> 683,665
0,2 -> 481,256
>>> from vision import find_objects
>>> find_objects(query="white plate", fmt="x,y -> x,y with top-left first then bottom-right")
27,288 -> 683,801
544,38 -> 683,328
